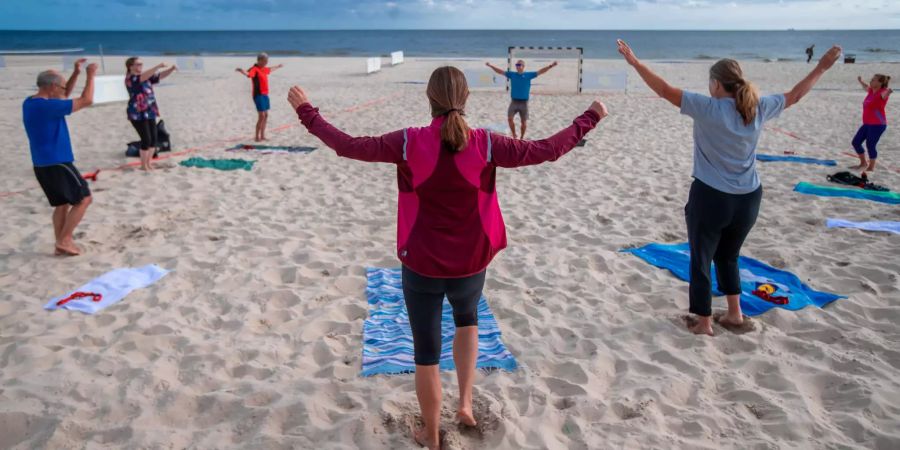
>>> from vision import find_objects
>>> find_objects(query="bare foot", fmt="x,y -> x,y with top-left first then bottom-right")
55,242 -> 81,256
866,163 -> 876,172
412,427 -> 440,450
716,313 -> 743,327
457,409 -> 477,427
714,312 -> 756,334
683,315 -> 714,336
849,163 -> 867,170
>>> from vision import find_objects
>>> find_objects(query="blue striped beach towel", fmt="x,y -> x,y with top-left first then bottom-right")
362,267 -> 518,376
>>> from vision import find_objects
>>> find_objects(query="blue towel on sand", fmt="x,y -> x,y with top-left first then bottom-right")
362,267 -> 518,376
756,154 -> 836,166
44,265 -> 170,314
826,218 -> 900,235
622,243 -> 845,316
794,182 -> 900,205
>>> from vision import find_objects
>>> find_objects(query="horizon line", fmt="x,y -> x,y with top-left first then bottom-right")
1,28 -> 899,32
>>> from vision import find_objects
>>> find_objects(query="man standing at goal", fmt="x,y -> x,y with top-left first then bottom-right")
486,59 -> 558,139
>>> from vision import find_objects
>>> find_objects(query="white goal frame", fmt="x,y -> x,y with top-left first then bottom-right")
507,46 -> 584,94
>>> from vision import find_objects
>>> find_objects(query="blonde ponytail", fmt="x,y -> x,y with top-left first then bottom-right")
441,109 -> 470,152
734,79 -> 760,125
710,59 -> 760,125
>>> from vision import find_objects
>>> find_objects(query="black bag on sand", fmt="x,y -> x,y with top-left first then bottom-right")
157,119 -> 172,153
826,171 -> 889,192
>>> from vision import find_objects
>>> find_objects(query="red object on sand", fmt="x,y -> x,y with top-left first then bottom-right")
56,291 -> 103,307
783,151 -> 796,155
83,170 -> 100,181
751,289 -> 788,305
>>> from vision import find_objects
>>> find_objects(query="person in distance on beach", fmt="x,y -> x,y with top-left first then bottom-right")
485,59 -> 558,139
850,73 -> 892,172
236,52 -> 284,142
617,39 -> 842,336
287,66 -> 607,449
125,57 -> 177,171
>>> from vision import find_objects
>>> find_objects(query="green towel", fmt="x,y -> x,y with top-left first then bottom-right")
179,157 -> 255,171
794,182 -> 900,205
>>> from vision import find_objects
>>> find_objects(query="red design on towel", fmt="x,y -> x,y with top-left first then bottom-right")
56,291 -> 103,307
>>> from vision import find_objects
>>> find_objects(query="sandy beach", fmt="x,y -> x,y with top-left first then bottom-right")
1,55 -> 899,449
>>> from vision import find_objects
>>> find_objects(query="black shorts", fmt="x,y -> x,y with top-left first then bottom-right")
34,162 -> 91,207
130,119 -> 158,150
401,266 -> 486,366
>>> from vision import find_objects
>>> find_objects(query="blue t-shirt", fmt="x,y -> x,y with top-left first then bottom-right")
680,91 -> 786,194
22,97 -> 75,167
506,71 -> 538,101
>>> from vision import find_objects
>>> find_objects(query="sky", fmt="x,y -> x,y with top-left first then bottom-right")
0,0 -> 898,30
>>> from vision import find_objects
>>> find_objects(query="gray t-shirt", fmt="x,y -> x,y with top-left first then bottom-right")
680,91 -> 786,194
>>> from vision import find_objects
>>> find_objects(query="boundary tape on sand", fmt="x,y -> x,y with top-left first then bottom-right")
0,93 -> 401,201
769,126 -> 900,174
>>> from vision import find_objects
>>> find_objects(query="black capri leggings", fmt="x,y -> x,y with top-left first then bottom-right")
685,179 -> 762,317
401,265 -> 485,366
130,119 -> 158,150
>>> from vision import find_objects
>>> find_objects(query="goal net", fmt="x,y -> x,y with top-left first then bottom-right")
507,46 -> 583,94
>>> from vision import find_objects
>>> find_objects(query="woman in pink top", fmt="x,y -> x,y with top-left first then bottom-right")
287,66 -> 607,449
852,73 -> 892,172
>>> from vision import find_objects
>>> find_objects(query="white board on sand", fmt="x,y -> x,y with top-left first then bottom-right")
391,51 -> 404,66
92,75 -> 129,104
175,56 -> 205,72
463,69 -> 504,88
366,57 -> 381,74
582,70 -> 628,91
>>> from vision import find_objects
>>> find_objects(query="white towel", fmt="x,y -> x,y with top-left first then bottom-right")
44,265 -> 170,314
826,218 -> 900,235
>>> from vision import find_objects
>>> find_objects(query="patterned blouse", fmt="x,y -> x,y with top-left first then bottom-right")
125,74 -> 160,121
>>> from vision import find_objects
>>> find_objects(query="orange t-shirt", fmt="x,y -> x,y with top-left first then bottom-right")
247,65 -> 271,96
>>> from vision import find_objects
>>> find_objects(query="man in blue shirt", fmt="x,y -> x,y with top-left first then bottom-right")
486,59 -> 558,139
22,59 -> 97,256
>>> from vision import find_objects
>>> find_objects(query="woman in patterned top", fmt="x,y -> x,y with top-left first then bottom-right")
125,57 -> 177,171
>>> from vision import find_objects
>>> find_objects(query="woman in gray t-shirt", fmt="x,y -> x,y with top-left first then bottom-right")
617,39 -> 842,336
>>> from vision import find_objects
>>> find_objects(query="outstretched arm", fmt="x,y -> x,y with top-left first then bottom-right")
65,58 -> 87,97
491,100 -> 608,168
235,68 -> 249,76
289,86 -> 404,163
158,65 -> 177,81
857,76 -> 870,91
270,64 -> 284,72
536,61 -> 558,76
72,63 -> 97,112
783,45 -> 842,109
141,63 -> 166,83
617,39 -> 682,108
485,62 -> 506,76
883,88 -> 894,100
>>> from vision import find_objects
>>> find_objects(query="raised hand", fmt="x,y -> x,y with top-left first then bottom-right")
617,39 -> 640,66
288,86 -> 309,109
816,45 -> 842,71
157,62 -> 168,69
73,58 -> 87,71
589,99 -> 609,120
86,63 -> 99,76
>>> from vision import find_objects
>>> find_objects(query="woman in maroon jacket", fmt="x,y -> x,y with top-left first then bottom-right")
288,66 -> 607,449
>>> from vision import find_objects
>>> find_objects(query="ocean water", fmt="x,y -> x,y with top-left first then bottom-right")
0,30 -> 898,62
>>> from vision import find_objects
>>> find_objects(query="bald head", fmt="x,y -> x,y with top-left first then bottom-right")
37,70 -> 63,88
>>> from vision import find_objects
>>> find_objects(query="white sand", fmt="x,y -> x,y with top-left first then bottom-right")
1,55 -> 899,449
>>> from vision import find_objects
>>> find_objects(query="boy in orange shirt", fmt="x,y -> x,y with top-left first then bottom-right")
236,53 -> 283,141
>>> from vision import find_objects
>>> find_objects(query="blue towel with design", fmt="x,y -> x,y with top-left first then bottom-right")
362,267 -> 518,376
622,243 -> 845,316
756,154 -> 836,166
